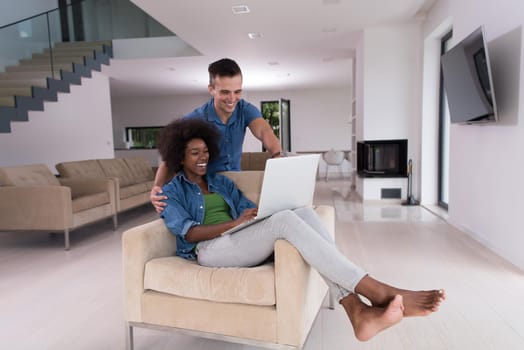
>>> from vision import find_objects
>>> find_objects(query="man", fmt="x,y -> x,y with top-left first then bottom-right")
150,58 -> 282,212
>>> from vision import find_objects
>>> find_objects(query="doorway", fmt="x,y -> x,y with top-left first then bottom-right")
261,99 -> 291,152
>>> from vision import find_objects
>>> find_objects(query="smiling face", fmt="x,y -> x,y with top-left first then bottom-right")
182,138 -> 209,179
208,74 -> 243,122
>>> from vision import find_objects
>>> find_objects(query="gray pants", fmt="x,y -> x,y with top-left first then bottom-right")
196,207 -> 367,301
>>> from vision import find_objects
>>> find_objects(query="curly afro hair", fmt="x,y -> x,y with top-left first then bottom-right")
157,118 -> 220,173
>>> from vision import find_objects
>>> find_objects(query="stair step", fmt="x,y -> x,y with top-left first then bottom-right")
53,40 -> 111,49
19,56 -> 86,65
0,78 -> 47,88
5,63 -> 73,73
0,71 -> 62,80
0,40 -> 113,133
35,49 -> 96,59
0,87 -> 33,97
0,96 -> 16,107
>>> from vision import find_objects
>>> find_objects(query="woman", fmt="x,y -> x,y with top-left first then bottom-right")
157,118 -> 445,342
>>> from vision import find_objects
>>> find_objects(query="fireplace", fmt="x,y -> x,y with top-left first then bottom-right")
357,139 -> 408,177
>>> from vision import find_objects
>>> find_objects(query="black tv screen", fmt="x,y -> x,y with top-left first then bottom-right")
441,26 -> 498,124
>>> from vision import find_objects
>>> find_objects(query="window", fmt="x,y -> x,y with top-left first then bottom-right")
125,126 -> 163,149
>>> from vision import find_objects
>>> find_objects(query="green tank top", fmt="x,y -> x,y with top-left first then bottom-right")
203,193 -> 233,225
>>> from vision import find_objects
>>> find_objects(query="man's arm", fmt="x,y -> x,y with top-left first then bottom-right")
150,161 -> 171,213
248,118 -> 282,157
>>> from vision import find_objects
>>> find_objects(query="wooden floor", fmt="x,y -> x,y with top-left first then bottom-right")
1,179 -> 524,350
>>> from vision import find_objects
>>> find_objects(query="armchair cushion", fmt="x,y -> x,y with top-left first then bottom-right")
144,257 -> 276,306
220,171 -> 263,204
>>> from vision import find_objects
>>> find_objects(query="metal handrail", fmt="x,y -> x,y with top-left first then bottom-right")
0,0 -> 84,29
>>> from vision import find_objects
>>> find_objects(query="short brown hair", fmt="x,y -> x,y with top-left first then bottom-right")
208,58 -> 242,85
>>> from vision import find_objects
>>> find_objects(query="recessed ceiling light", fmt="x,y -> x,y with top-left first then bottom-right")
232,5 -> 250,14
322,0 -> 341,5
268,61 -> 280,66
248,32 -> 263,39
167,67 -> 176,71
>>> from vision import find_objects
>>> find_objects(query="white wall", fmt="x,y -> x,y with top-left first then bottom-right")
247,88 -> 353,177
356,22 -> 423,200
246,88 -> 352,152
110,93 -> 209,150
0,72 -> 115,173
111,87 -> 353,176
423,0 -> 524,270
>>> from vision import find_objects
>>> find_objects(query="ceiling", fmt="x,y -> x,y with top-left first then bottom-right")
105,0 -> 437,97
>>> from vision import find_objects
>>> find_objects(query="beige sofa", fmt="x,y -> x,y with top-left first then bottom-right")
56,157 -> 154,213
122,170 -> 334,349
241,151 -> 271,170
0,163 -> 117,250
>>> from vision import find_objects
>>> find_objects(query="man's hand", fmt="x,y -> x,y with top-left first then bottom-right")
150,186 -> 167,213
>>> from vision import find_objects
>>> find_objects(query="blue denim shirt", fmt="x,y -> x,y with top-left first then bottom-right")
184,98 -> 261,173
160,172 -> 256,260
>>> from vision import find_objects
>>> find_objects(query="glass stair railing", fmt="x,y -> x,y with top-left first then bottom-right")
0,0 -> 176,133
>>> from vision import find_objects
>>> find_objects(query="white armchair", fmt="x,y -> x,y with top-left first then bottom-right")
122,171 -> 335,349
322,150 -> 346,181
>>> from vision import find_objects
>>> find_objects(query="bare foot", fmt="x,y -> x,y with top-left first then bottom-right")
355,276 -> 445,317
341,294 -> 404,341
386,288 -> 445,316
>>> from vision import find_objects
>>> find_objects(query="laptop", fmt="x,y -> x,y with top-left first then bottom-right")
221,153 -> 320,236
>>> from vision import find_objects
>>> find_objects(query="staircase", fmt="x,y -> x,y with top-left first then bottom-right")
0,41 -> 113,133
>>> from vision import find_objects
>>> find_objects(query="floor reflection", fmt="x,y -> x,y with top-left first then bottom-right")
314,179 -> 445,223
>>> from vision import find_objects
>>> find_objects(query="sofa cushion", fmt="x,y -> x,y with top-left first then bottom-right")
249,152 -> 271,170
240,152 -> 271,171
144,256 -> 276,306
0,164 -> 60,187
123,157 -> 155,183
98,158 -> 135,187
71,192 -> 110,213
120,183 -> 148,199
56,160 -> 106,179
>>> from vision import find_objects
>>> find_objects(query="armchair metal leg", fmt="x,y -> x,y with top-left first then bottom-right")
125,323 -> 134,350
328,287 -> 335,310
64,228 -> 70,250
112,214 -> 118,230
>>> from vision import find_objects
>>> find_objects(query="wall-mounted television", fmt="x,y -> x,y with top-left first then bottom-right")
441,26 -> 498,124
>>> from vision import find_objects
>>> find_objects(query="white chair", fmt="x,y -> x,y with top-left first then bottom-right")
322,150 -> 345,181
